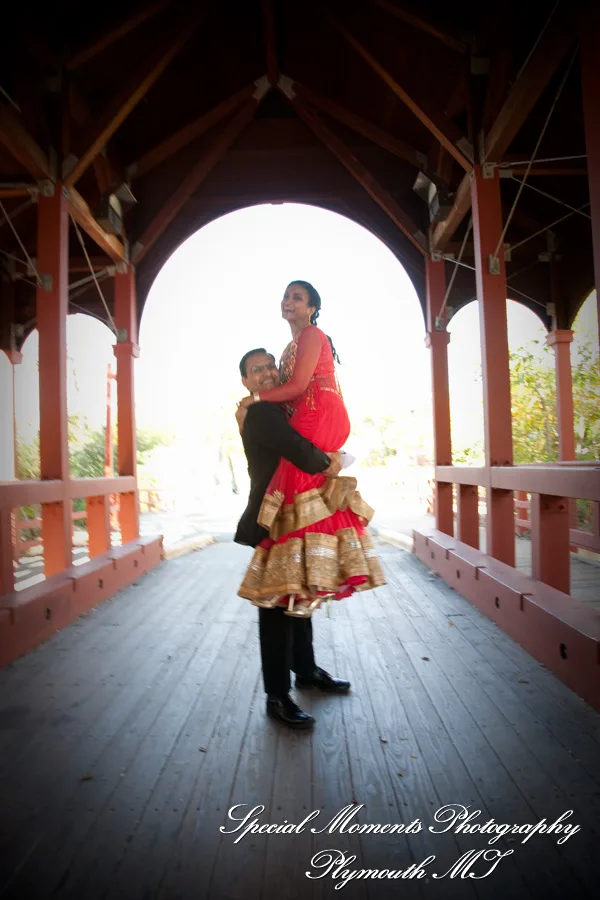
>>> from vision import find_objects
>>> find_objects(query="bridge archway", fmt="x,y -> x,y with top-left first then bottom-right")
136,201 -> 432,509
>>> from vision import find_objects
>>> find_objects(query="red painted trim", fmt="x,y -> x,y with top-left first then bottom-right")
414,527 -> 600,712
0,536 -> 163,668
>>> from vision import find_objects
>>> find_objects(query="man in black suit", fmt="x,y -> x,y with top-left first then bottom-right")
234,347 -> 350,730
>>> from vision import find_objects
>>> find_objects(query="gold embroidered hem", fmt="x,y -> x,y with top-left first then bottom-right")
237,526 -> 386,603
257,475 -> 375,540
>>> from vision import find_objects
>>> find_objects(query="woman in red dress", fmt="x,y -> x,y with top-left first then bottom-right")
237,280 -> 385,616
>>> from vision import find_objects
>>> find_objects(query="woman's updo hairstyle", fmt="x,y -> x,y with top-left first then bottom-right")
288,280 -> 341,364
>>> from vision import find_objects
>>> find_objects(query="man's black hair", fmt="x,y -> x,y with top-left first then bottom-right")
239,348 -> 275,378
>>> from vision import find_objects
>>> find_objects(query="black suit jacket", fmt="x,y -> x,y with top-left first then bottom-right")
234,402 -> 331,548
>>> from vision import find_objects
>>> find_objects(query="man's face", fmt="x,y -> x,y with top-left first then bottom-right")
242,352 -> 280,393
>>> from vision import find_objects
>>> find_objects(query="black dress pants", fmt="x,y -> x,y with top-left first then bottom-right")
258,606 -> 316,697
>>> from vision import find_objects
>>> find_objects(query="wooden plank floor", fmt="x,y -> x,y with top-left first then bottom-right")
0,539 -> 599,900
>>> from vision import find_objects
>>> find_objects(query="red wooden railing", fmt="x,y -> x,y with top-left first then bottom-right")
11,487 -> 174,561
429,472 -> 600,555
433,461 -> 600,593
510,462 -> 600,554
0,478 -> 153,595
514,494 -> 600,553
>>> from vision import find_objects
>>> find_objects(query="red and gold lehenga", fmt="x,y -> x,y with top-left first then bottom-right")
238,325 -> 386,616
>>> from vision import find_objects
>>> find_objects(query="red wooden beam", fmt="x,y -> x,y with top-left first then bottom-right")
0,476 -> 137,509
69,257 -> 115,272
471,167 -> 514,564
68,83 -> 126,192
484,8 -> 576,164
0,480 -> 63,509
0,188 -> 33,198
66,0 -> 169,70
434,464 -> 600,504
427,141 -> 454,184
129,83 -> 257,179
133,82 -> 269,262
429,171 -> 471,254
292,81 -> 425,168
328,12 -> 472,172
0,112 -> 116,266
69,476 -> 137,498
371,0 -> 467,55
113,268 -> 139,542
491,466 -> 600,501
278,78 -> 426,255
261,0 -> 279,86
67,188 -> 126,262
435,467 -> 487,486
64,6 -> 207,188
425,258 -> 453,535
431,5 -> 576,253
0,104 -> 52,181
36,187 -> 72,575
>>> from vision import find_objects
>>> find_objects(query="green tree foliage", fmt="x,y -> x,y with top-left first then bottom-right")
69,423 -> 172,477
360,415 -> 399,467
454,340 -> 599,465
509,340 -> 600,463
572,342 -> 600,461
452,441 -> 484,466
15,433 -> 40,480
509,343 -> 558,464
16,415 -> 173,481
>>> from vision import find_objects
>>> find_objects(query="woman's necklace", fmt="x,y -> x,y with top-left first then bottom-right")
291,321 -> 311,342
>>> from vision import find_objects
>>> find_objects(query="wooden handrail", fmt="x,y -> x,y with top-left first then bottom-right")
0,476 -> 137,509
435,464 -> 600,502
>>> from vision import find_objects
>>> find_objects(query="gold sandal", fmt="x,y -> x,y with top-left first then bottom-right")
251,596 -> 282,609
283,593 -> 322,618
321,592 -> 336,618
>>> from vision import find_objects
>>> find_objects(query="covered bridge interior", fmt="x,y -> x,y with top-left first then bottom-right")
0,3 -> 600,894
1,0 -> 599,700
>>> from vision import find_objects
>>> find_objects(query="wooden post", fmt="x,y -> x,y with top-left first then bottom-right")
0,508 -> 13,596
580,2 -> 600,351
12,353 -> 21,482
0,351 -> 17,482
515,490 -> 529,536
85,361 -> 113,557
547,330 -> 575,461
546,326 -> 576,566
104,364 -> 114,477
113,265 -> 140,543
36,184 -> 72,576
471,166 -> 515,565
425,257 -> 453,535
9,350 -> 22,564
87,495 -> 111,557
530,493 -> 570,593
456,484 -> 479,548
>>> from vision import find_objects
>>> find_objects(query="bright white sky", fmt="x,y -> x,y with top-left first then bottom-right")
10,204 -> 599,472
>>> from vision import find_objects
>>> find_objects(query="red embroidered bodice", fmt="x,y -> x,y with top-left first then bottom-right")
257,325 -> 341,410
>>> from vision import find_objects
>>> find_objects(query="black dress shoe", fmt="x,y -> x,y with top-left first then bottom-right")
266,694 -> 315,729
295,666 -> 351,694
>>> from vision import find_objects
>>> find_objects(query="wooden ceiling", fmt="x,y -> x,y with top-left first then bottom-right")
0,0 -> 591,347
